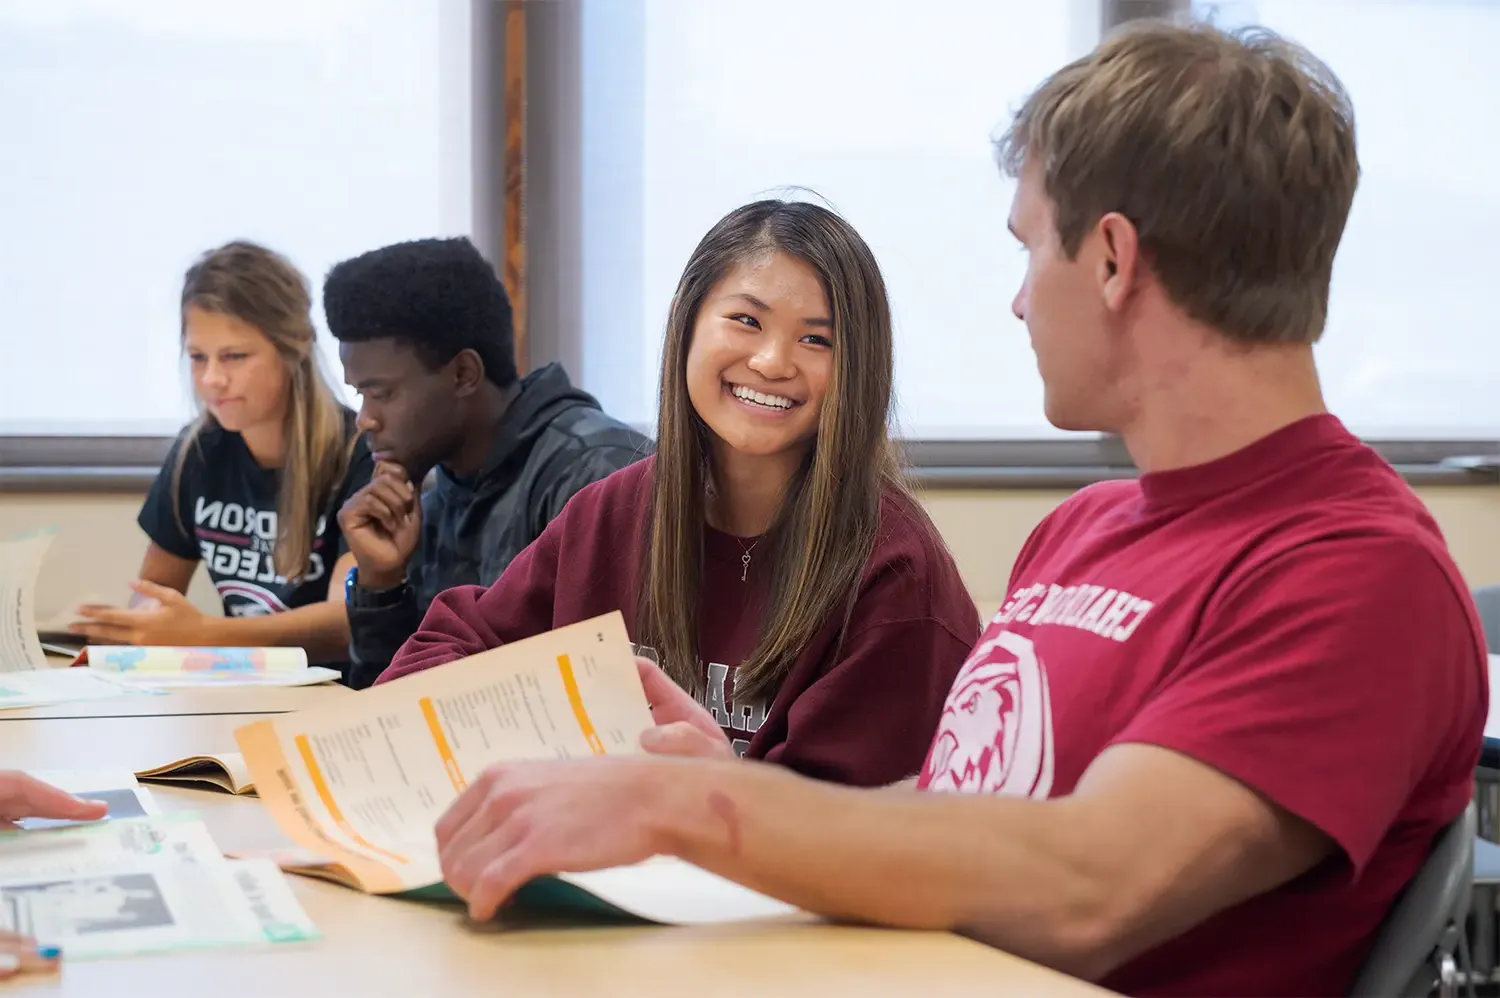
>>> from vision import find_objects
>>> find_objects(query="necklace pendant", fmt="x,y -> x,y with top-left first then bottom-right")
741,552 -> 751,582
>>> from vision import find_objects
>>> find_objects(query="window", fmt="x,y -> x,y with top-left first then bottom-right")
0,0 -> 476,436
576,0 -> 1498,442
579,0 -> 1098,439
4,0 -> 1494,481
1193,0 -> 1499,438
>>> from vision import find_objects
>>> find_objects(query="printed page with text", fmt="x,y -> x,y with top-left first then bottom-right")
235,612 -> 653,893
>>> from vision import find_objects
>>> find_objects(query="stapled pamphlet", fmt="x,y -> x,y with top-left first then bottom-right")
136,752 -> 256,796
234,611 -> 803,925
0,813 -> 318,958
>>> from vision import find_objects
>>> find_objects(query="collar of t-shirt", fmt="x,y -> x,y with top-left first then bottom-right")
1136,413 -> 1354,513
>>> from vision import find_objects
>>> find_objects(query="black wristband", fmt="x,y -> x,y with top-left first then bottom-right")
344,565 -> 408,610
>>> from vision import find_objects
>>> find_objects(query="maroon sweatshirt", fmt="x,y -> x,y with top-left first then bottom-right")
379,458 -> 980,786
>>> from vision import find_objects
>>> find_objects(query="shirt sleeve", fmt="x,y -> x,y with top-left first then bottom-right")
136,433 -> 202,561
532,442 -> 646,531
761,615 -> 977,787
1111,532 -> 1484,874
347,591 -> 424,690
376,513 -> 566,684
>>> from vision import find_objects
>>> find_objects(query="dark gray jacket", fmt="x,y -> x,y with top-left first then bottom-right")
346,363 -> 650,687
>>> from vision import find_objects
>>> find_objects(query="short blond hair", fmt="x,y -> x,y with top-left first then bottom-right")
996,19 -> 1359,345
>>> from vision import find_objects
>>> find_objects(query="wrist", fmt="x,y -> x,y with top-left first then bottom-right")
186,615 -> 219,647
638,759 -> 728,863
355,565 -> 405,592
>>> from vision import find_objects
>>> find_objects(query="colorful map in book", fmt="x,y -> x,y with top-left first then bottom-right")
90,647 -> 307,673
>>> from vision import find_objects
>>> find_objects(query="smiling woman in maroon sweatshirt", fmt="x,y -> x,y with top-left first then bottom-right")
377,200 -> 979,787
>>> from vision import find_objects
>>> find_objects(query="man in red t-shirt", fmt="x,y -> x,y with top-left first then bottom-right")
425,20 -> 1486,996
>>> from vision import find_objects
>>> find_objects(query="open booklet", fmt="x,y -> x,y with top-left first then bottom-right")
1,530 -> 68,673
136,752 -> 256,796
0,812 -> 318,958
1,530 -> 337,694
75,645 -> 341,688
234,612 -> 802,925
0,532 -> 152,710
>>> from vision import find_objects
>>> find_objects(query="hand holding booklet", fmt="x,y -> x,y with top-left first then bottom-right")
234,612 -> 803,925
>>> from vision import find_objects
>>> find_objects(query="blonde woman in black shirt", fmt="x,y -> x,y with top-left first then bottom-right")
72,242 -> 372,669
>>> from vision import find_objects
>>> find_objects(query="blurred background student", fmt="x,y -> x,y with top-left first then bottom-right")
72,241 -> 372,676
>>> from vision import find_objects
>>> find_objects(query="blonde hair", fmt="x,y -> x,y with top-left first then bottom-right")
638,201 -> 927,702
995,19 -> 1360,345
175,241 -> 352,581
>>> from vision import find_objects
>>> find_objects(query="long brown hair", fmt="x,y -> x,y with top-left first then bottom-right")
174,241 -> 352,581
638,200 -> 919,701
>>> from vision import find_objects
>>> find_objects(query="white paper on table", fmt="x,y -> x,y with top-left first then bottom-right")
16,770 -> 161,830
557,857 -> 804,924
0,814 -> 319,958
0,669 -> 151,711
0,531 -> 55,673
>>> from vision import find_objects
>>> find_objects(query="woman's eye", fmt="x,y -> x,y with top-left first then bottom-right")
728,313 -> 761,329
802,334 -> 833,348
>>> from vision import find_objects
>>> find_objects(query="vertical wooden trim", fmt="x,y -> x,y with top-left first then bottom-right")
503,0 -> 528,374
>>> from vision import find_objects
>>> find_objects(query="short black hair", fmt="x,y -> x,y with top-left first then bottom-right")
323,237 -> 517,387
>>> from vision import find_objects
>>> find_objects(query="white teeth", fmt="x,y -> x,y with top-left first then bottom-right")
730,385 -> 794,410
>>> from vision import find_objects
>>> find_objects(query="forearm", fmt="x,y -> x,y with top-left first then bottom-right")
349,594 -> 424,688
196,601 -> 351,664
652,762 -> 1118,979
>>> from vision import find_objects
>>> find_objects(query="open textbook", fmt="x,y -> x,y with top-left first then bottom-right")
1,531 -> 336,695
0,531 -> 59,672
136,752 -> 256,796
234,612 -> 802,925
75,645 -> 341,688
0,813 -> 317,958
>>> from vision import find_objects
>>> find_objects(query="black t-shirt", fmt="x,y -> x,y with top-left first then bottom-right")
138,412 -> 373,619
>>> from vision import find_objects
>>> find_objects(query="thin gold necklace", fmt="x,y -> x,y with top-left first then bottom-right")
735,536 -> 759,582
706,473 -> 760,581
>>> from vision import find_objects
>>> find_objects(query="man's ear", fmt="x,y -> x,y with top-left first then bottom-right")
1096,211 -> 1142,314
451,348 -> 486,398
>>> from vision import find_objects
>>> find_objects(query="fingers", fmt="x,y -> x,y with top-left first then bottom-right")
640,722 -> 735,759
373,461 -> 411,486
436,768 -> 503,850
0,772 -> 108,823
437,770 -> 537,920
128,579 -> 184,605
345,482 -> 414,536
439,779 -> 526,875
636,657 -> 701,719
72,604 -> 138,627
367,477 -> 415,515
465,849 -> 538,922
66,621 -> 135,644
0,937 -> 62,978
441,810 -> 529,910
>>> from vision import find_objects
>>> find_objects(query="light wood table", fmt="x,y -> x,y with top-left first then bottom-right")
0,681 -> 350,721
0,715 -> 1111,997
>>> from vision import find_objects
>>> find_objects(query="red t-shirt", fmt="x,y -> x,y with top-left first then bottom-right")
916,415 -> 1486,997
382,457 -> 980,787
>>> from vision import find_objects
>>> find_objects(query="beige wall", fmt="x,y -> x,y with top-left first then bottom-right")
6,484 -> 1500,624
